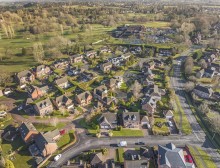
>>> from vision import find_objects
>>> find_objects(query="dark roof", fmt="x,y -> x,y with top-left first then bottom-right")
76,91 -> 92,101
122,111 -> 140,122
55,76 -> 68,86
90,153 -> 104,166
124,160 -> 149,168
35,98 -> 52,110
194,85 -> 213,94
55,95 -> 71,105
19,122 -> 37,140
204,68 -> 215,74
34,129 -> 58,152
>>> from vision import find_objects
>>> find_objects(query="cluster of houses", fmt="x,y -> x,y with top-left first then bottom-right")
113,25 -> 146,39
194,49 -> 220,100
146,28 -> 176,44
196,50 -> 220,79
61,143 -> 195,168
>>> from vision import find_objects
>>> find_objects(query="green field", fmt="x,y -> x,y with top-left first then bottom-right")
112,129 -> 144,137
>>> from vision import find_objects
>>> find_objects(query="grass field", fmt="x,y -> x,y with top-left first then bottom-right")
188,145 -> 217,168
57,130 -> 74,149
112,129 -> 144,137
33,122 -> 66,132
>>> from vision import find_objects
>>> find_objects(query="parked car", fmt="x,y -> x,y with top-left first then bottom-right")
135,142 -> 145,145
118,141 -> 127,147
168,121 -> 173,127
54,154 -> 62,161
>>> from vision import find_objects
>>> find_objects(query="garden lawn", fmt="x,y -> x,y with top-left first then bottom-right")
112,129 -> 143,137
57,130 -> 74,149
152,117 -> 170,135
116,148 -> 124,163
33,122 -> 65,132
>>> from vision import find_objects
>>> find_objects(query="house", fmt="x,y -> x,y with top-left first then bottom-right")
158,48 -> 172,56
121,53 -> 131,60
55,95 -> 74,111
19,122 -> 38,143
154,59 -> 164,67
94,85 -> 108,100
145,85 -> 161,100
142,76 -> 154,86
100,46 -> 111,53
143,61 -> 155,70
23,98 -> 34,113
143,68 -> 154,78
55,76 -> 70,89
163,110 -> 173,119
204,68 -> 215,78
122,111 -> 140,128
90,152 -> 115,168
32,130 -> 59,157
85,50 -> 97,58
196,68 -> 215,78
98,112 -> 117,129
69,54 -> 83,63
106,77 -> 123,90
35,65 -> 51,78
141,116 -> 150,128
16,70 -> 35,88
53,60 -> 69,69
100,62 -> 112,73
142,96 -> 158,114
75,91 -> 92,106
158,143 -> 195,168
26,85 -> 44,100
193,85 -> 213,99
34,98 -> 54,116
196,69 -> 204,78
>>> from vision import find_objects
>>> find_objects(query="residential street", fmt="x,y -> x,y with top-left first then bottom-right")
170,48 -> 220,167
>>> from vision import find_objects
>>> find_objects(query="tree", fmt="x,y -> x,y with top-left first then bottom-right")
5,159 -> 15,168
0,71 -> 12,87
198,103 -> 210,115
209,116 -> 220,140
198,59 -> 207,69
184,82 -> 195,92
33,42 -> 44,63
130,80 -> 143,99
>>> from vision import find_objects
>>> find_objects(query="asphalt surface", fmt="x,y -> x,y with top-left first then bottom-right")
170,48 -> 220,167
49,48 -> 220,168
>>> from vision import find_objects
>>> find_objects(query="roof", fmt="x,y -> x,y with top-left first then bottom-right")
194,85 -> 213,95
141,116 -> 149,123
55,95 -> 72,106
55,76 -> 68,86
17,70 -> 33,79
76,91 -> 92,101
98,112 -> 117,127
19,122 -> 38,139
35,98 -> 52,110
36,65 -> 47,72
204,68 -> 215,74
158,143 -> 194,168
35,130 -> 58,153
101,62 -> 112,68
163,110 -> 173,117
122,111 -> 140,122
90,152 -> 104,166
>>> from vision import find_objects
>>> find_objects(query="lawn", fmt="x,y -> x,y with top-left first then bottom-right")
152,117 -> 170,135
57,130 -> 74,149
116,148 -> 124,163
188,145 -> 217,168
1,136 -> 35,168
33,122 -> 65,132
174,95 -> 192,135
112,129 -> 143,137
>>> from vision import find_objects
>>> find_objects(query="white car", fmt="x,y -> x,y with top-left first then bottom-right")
54,154 -> 62,161
168,121 -> 173,127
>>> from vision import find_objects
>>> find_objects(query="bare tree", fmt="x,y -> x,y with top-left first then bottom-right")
33,42 -> 44,63
184,82 -> 195,92
130,80 -> 143,99
51,117 -> 59,127
209,116 -> 220,140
